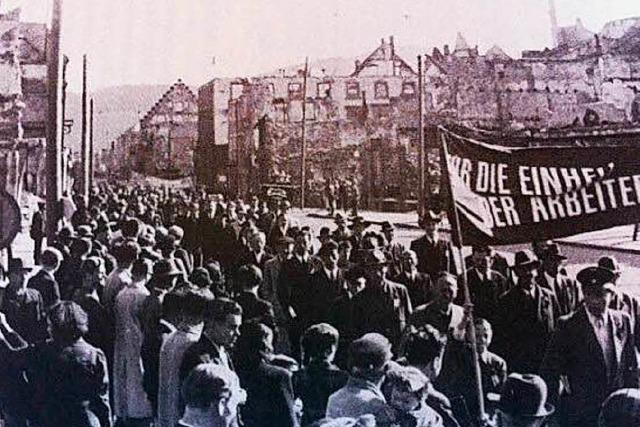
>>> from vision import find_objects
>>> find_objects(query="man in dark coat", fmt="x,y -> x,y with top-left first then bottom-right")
278,229 -> 315,357
353,249 -> 412,348
308,240 -> 346,325
411,272 -> 465,338
537,243 -> 582,316
393,250 -> 432,308
30,202 -> 45,265
456,245 -> 508,325
380,221 -> 404,278
27,248 -> 63,310
494,250 -> 558,374
409,211 -> 457,277
541,266 -> 639,427
235,264 -> 275,329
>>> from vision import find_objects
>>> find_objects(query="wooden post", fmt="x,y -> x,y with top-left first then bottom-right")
45,0 -> 64,242
418,55 -> 425,217
61,54 -> 69,192
89,98 -> 94,189
80,54 -> 88,200
441,128 -> 486,425
300,57 -> 309,210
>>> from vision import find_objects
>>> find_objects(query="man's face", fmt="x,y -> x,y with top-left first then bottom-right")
474,322 -> 492,354
424,221 -> 438,238
543,257 -> 562,275
402,253 -> 417,271
208,314 -> 242,348
93,264 -> 107,288
347,277 -> 366,295
436,278 -> 457,305
250,235 -> 265,253
516,267 -> 537,287
584,288 -> 612,317
339,246 -> 351,261
472,250 -> 491,270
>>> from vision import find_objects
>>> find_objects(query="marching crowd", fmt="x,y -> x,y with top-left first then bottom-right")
1,184 -> 640,427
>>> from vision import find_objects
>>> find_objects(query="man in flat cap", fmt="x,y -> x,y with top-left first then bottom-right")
541,265 -> 639,427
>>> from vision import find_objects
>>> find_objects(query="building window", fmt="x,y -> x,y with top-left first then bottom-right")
306,102 -> 316,121
288,82 -> 303,99
317,82 -> 331,98
402,82 -> 416,95
374,81 -> 389,99
346,81 -> 360,99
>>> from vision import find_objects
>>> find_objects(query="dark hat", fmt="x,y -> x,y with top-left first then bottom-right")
420,210 -> 441,224
275,236 -> 295,246
497,373 -> 554,418
599,388 -> 640,427
598,256 -> 621,275
511,250 -> 540,271
348,216 -> 371,229
58,226 -> 76,240
380,221 -> 394,232
334,213 -> 346,225
576,266 -> 616,293
471,244 -> 493,254
544,243 -> 567,261
152,259 -> 182,278
318,226 -> 331,239
362,249 -> 389,267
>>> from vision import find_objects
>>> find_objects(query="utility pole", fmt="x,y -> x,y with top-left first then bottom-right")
89,98 -> 94,189
80,54 -> 88,201
300,57 -> 309,210
418,55 -> 425,217
61,54 -> 69,192
45,0 -> 64,242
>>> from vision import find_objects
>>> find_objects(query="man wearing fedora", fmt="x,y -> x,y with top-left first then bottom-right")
331,213 -> 351,243
538,243 -> 582,317
380,221 -> 404,278
598,256 -> 640,351
495,250 -> 558,374
409,211 -> 457,277
541,265 -> 639,427
493,373 -> 555,427
353,249 -> 412,348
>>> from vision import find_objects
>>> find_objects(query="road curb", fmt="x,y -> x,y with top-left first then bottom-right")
555,239 -> 640,255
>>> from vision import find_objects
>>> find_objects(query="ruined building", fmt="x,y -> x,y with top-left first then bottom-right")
0,8 -> 48,197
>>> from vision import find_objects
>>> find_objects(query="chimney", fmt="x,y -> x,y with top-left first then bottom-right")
443,44 -> 450,56
390,36 -> 395,56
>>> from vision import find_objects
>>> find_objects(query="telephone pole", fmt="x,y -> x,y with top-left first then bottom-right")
300,57 -> 309,210
89,98 -> 94,189
418,55 -> 425,217
45,0 -> 64,242
80,54 -> 88,200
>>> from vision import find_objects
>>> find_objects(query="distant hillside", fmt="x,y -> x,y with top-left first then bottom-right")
65,84 -> 173,155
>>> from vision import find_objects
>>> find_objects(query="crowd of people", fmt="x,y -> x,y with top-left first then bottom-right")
1,184 -> 640,427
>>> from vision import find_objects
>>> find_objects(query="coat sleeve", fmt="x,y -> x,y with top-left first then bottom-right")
540,318 -> 570,406
621,314 -> 640,389
274,371 -> 299,427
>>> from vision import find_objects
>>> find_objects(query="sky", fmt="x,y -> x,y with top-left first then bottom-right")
5,0 -> 640,92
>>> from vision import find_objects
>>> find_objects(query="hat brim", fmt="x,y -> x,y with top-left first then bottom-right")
501,402 -> 555,418
547,253 -> 567,260
511,260 -> 541,271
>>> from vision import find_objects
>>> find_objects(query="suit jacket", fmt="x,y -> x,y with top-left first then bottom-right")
30,210 -> 45,240
611,290 -> 640,352
236,361 -> 298,427
27,269 -> 61,309
242,251 -> 273,274
235,291 -> 276,329
411,302 -> 465,336
353,279 -> 412,347
541,306 -> 639,427
179,335 -> 234,383
278,255 -> 314,324
409,235 -> 458,276
308,268 -> 347,324
537,272 -> 582,317
393,271 -> 433,308
494,284 -> 558,374
456,268 -> 507,324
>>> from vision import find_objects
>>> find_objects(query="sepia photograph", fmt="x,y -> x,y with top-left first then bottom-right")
1,0 -> 640,426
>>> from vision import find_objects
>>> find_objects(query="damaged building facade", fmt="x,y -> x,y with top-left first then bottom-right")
196,13 -> 640,208
0,8 -> 48,198
197,37 -> 433,209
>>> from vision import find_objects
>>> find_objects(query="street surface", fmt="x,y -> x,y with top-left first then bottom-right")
8,202 -> 640,296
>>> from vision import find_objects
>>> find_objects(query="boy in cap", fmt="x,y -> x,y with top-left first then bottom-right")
541,265 -> 639,427
326,333 -> 394,425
